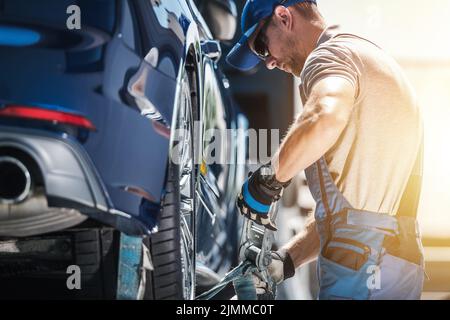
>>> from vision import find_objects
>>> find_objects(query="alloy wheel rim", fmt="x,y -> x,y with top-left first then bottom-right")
176,73 -> 196,300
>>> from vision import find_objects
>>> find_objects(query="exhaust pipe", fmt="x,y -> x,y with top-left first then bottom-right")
0,156 -> 32,204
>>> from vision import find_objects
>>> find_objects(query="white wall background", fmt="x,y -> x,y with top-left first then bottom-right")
319,0 -> 450,60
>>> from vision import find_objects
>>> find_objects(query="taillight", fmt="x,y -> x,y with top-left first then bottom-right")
0,105 -> 96,131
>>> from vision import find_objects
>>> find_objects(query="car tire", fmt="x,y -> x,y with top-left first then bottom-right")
72,227 -> 119,299
144,68 -> 197,300
0,226 -> 119,300
144,164 -> 184,300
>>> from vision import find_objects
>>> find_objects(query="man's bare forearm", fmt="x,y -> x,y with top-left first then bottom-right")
281,218 -> 320,268
271,77 -> 356,183
272,107 -> 346,183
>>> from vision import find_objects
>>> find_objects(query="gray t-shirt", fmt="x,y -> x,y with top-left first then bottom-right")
299,26 -> 423,216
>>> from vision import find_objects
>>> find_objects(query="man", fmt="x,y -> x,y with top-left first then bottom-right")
228,0 -> 425,300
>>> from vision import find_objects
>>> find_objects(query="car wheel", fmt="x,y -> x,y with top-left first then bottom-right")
145,70 -> 197,300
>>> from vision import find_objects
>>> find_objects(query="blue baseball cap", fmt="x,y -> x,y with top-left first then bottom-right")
226,0 -> 317,71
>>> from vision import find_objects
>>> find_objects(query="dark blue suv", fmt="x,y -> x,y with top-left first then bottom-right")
0,0 -> 247,299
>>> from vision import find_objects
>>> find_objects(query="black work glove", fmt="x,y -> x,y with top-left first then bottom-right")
269,250 -> 296,284
252,249 -> 296,295
237,163 -> 291,231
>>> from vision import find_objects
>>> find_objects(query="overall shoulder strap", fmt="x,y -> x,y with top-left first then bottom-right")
397,140 -> 424,218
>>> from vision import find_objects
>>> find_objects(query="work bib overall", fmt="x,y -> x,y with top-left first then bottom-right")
304,143 -> 425,300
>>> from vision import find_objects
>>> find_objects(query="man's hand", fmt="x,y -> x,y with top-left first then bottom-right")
253,250 -> 296,294
237,163 -> 291,230
268,250 -> 296,284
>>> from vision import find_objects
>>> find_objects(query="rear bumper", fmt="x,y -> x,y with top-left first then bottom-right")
0,125 -> 159,235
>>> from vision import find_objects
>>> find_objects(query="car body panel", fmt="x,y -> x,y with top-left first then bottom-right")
0,0 -> 246,275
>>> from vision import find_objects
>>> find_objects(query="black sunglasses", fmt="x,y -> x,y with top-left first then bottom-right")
253,16 -> 273,60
